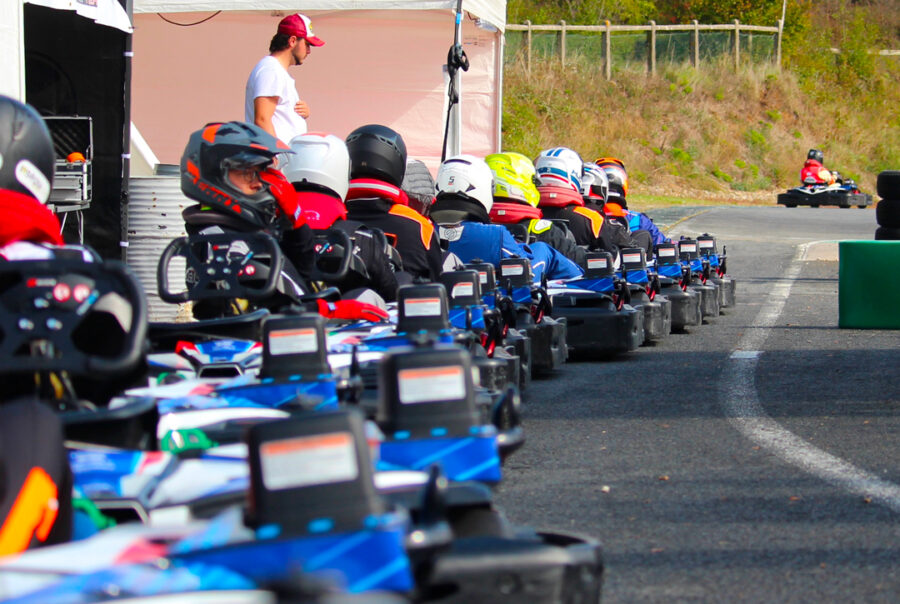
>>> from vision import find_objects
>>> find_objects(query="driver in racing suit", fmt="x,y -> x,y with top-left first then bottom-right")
0,95 -> 73,555
800,148 -> 836,185
179,121 -> 388,322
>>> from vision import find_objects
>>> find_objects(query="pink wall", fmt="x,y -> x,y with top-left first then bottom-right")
132,9 -> 499,174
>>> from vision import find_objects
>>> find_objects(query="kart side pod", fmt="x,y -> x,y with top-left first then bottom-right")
376,346 -> 506,482
583,251 -> 616,278
245,408 -> 386,535
258,313 -> 329,380
396,283 -> 451,334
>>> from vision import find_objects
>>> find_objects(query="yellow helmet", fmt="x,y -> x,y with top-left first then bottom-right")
485,151 -> 540,208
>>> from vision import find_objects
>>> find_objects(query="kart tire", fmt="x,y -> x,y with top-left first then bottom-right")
875,199 -> 900,228
810,204 -> 819,208
784,203 -> 797,208
875,226 -> 900,240
876,170 -> 900,199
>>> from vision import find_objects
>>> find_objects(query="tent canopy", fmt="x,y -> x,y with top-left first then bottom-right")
134,0 -> 505,32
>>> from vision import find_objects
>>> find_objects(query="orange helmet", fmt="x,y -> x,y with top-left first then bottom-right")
67,152 -> 86,163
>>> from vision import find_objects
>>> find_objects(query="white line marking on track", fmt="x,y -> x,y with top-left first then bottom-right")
721,243 -> 900,512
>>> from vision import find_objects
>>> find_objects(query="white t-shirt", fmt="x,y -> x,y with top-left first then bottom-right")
244,55 -> 307,144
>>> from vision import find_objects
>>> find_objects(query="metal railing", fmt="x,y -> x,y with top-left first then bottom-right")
505,20 -> 783,77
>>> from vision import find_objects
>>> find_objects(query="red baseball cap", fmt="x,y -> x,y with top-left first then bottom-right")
277,14 -> 325,47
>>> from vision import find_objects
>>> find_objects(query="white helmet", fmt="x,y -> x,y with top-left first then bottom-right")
535,147 -> 583,192
581,162 -> 609,202
280,133 -> 350,200
435,154 -> 495,214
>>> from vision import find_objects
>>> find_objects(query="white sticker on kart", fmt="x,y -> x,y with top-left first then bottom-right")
398,366 -> 466,404
587,257 -> 608,270
404,297 -> 442,317
451,282 -> 474,298
698,240 -> 714,249
680,243 -> 697,253
260,432 -> 358,490
623,252 -> 642,264
501,264 -> 524,276
478,271 -> 488,284
268,328 -> 318,355
658,248 -> 676,257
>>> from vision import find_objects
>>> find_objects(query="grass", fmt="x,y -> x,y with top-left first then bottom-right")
500,7 -> 900,205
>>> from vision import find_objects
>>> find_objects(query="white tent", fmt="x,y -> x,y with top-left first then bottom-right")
131,0 -> 506,174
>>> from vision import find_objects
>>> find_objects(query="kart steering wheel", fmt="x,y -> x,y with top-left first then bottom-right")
0,258 -> 147,375
308,228 -> 369,283
157,232 -> 284,303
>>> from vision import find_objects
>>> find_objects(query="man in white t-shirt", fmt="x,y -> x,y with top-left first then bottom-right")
245,13 -> 325,145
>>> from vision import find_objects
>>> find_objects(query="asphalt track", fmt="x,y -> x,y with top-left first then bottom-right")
493,205 -> 900,602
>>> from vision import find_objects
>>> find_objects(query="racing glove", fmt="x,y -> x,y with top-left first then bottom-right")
260,168 -> 305,229
317,299 -> 390,323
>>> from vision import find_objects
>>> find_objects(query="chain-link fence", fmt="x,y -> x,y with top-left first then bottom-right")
504,21 -> 782,76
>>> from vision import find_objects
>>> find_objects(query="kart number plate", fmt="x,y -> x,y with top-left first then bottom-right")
658,248 -> 676,257
267,328 -> 318,355
501,265 -> 524,276
623,252 -> 642,264
452,282 -> 474,298
404,297 -> 442,317
261,432 -> 358,490
398,365 -> 466,404
587,258 -> 608,269
680,243 -> 697,253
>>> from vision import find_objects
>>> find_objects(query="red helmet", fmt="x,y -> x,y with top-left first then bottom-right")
180,121 -> 291,230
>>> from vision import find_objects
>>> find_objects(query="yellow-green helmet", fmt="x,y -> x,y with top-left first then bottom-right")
485,151 -> 540,208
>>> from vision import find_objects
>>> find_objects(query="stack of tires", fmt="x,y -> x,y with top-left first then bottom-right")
875,170 -> 900,240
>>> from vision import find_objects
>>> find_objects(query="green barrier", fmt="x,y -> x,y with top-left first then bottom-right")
839,240 -> 900,329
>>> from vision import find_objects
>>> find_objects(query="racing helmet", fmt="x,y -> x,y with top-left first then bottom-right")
435,154 -> 495,214
280,132 -> 350,200
485,152 -> 539,207
535,147 -> 583,193
595,157 -> 628,205
0,95 -> 55,203
180,121 -> 291,230
505,151 -> 541,207
345,124 -> 407,186
401,158 -> 437,216
807,148 -> 824,164
581,162 -> 609,203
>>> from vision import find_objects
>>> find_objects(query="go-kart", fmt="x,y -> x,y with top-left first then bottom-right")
495,257 -> 568,376
676,238 -> 720,320
618,248 -> 672,343
777,177 -> 873,208
542,251 -> 644,357
653,242 -> 703,331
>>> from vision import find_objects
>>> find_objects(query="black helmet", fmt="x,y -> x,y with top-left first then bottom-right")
180,121 -> 291,230
807,148 -> 824,163
345,124 -> 407,186
0,95 -> 55,203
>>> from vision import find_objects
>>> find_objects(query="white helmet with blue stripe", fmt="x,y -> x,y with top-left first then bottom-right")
534,147 -> 583,193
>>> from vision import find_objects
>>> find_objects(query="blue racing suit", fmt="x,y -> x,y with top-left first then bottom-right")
626,210 -> 669,246
438,221 -> 583,282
